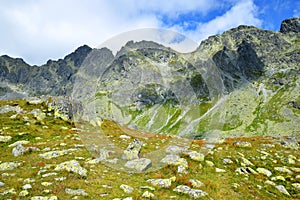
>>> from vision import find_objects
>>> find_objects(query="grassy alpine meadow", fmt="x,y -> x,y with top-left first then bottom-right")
0,99 -> 299,199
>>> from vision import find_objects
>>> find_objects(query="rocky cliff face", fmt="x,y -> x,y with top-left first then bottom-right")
0,18 -> 299,138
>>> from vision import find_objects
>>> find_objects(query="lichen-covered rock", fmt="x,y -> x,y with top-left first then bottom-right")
178,165 -> 188,174
292,183 -> 300,190
125,158 -> 152,171
173,185 -> 208,199
122,139 -> 143,160
12,143 -> 37,156
189,179 -> 204,188
256,168 -> 272,177
141,191 -> 154,198
274,166 -> 293,174
240,157 -> 254,166
19,190 -> 29,197
222,158 -> 233,164
146,177 -> 175,188
160,154 -> 188,168
0,161 -> 21,171
275,185 -> 290,196
216,168 -> 226,173
0,136 -> 12,143
235,167 -> 258,175
29,109 -> 46,121
65,188 -> 88,196
265,180 -> 276,186
30,196 -> 58,200
120,184 -> 134,194
54,160 -> 87,177
8,140 -> 30,147
233,141 -> 252,148
271,176 -> 286,181
39,149 -> 77,159
185,151 -> 205,162
0,105 -> 23,114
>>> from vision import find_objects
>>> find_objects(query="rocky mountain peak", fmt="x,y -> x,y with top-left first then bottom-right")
280,18 -> 300,33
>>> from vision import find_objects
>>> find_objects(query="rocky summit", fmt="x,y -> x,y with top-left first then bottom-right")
0,18 -> 299,199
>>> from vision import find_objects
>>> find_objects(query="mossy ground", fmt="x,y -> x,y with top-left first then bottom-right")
0,99 -> 299,199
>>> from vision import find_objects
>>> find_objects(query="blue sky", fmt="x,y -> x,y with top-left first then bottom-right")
0,0 -> 298,65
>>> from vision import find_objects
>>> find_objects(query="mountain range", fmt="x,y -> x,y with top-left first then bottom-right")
0,18 -> 299,138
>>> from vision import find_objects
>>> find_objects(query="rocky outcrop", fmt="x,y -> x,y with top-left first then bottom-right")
280,18 -> 300,33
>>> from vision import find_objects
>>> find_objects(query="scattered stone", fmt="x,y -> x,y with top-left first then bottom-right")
12,143 -> 39,156
122,139 -> 143,160
233,141 -> 252,148
39,149 -> 77,159
30,109 -> 46,121
8,140 -> 30,147
205,160 -> 214,167
184,151 -> 205,162
54,177 -> 66,181
120,184 -> 134,194
42,172 -> 57,178
173,185 -> 208,199
0,161 -> 21,171
1,188 -> 16,195
290,167 -> 300,173
31,196 -> 58,200
166,145 -> 187,155
0,182 -> 4,187
275,185 -> 290,196
283,156 -> 296,165
292,183 -> 300,190
265,180 -> 276,186
160,154 -> 188,168
178,165 -> 188,174
125,158 -> 152,171
19,190 -> 29,196
146,177 -> 175,188
274,167 -> 293,174
257,168 -> 272,177
235,167 -> 258,175
240,157 -> 254,166
140,186 -> 156,191
0,105 -> 23,114
271,176 -> 286,182
216,168 -> 226,173
189,179 -> 204,188
54,160 -> 87,177
22,184 -> 32,190
41,182 -> 52,186
65,188 -> 88,196
222,158 -> 233,164
141,191 -> 155,198
261,144 -> 275,148
120,135 -> 131,139
0,136 -> 12,143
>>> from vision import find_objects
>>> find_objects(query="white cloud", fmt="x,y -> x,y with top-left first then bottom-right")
171,0 -> 262,42
0,0 -> 262,65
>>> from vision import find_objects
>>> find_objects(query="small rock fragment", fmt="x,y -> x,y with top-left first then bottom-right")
257,168 -> 272,177
189,179 -> 204,188
275,185 -> 290,196
120,184 -> 134,194
54,160 -> 87,177
141,191 -> 155,198
233,141 -> 252,148
65,188 -> 88,196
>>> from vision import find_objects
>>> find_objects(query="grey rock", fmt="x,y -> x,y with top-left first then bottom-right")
256,168 -> 272,177
166,145 -> 187,155
125,158 -> 152,171
122,139 -> 143,160
173,185 -> 208,199
233,141 -> 252,148
65,188 -> 88,196
0,182 -> 4,187
275,185 -> 290,196
120,184 -> 134,194
280,138 -> 299,150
